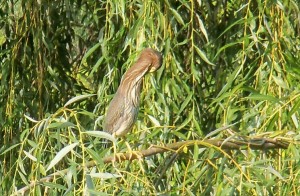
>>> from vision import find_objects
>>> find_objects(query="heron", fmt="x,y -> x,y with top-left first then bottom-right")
103,48 -> 162,142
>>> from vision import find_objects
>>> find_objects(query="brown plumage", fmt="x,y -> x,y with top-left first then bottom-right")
103,48 -> 162,137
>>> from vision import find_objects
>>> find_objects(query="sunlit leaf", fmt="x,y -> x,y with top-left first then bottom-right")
170,8 -> 184,25
89,172 -> 122,179
64,94 -> 96,107
272,75 -> 288,89
147,114 -> 161,126
194,46 -> 215,66
23,150 -> 37,162
196,15 -> 209,42
24,114 -> 38,123
46,142 -> 79,172
83,131 -> 116,143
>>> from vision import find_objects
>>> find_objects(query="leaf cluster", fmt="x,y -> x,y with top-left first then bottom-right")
1,0 -> 300,195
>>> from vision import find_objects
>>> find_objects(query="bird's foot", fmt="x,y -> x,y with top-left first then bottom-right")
113,152 -> 127,162
124,142 -> 143,161
111,142 -> 142,162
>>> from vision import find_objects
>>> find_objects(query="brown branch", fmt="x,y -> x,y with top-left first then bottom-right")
12,138 -> 289,195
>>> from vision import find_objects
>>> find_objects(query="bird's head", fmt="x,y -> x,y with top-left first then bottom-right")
120,48 -> 162,88
138,48 -> 162,73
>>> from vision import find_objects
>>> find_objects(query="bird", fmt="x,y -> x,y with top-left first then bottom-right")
103,48 -> 162,139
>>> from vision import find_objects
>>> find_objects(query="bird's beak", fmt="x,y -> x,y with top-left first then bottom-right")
149,64 -> 159,73
149,67 -> 156,73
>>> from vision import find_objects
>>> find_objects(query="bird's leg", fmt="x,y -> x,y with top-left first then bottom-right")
111,139 -> 127,163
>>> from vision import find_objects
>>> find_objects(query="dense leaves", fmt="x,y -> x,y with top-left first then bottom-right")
1,0 -> 300,195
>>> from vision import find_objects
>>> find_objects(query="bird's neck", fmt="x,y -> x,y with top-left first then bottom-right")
119,70 -> 147,106
118,57 -> 152,106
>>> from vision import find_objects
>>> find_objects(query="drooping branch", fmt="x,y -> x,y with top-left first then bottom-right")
12,138 -> 289,195
101,138 -> 289,162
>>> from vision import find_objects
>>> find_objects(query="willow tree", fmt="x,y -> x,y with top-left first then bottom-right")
1,0 -> 300,195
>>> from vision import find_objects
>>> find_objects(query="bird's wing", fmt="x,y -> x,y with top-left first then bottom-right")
104,91 -> 139,137
103,92 -> 125,133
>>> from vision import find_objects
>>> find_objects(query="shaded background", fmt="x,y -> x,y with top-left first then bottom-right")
1,0 -> 300,195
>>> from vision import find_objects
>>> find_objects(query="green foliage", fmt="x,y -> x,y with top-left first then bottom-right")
1,0 -> 300,195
